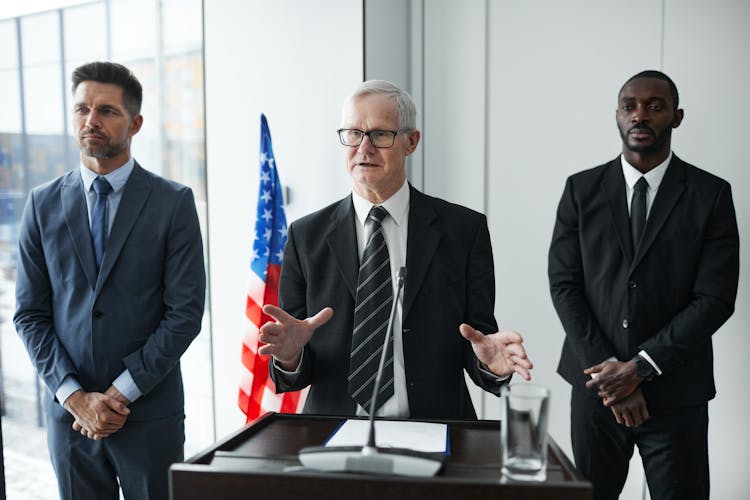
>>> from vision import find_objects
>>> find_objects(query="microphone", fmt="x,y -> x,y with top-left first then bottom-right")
298,267 -> 443,477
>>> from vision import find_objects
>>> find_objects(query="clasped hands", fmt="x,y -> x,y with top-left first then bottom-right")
585,360 -> 649,428
258,305 -> 533,381
63,385 -> 131,441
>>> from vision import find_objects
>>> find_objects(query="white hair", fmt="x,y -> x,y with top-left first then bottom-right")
347,80 -> 417,130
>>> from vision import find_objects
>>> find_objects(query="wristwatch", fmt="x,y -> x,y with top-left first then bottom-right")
632,355 -> 655,380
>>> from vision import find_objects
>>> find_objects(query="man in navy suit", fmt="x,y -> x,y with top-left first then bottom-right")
14,61 -> 206,500
548,71 -> 739,499
259,80 -> 532,419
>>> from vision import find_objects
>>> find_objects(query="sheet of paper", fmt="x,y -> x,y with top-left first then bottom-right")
325,419 -> 448,454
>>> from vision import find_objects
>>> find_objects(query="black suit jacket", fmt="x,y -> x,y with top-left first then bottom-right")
270,184 -> 503,419
548,155 -> 739,408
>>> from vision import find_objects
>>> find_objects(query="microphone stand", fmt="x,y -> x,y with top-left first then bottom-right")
298,267 -> 444,476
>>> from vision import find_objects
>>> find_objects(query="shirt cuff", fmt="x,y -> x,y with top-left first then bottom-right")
477,360 -> 511,383
56,375 -> 82,405
112,370 -> 143,403
272,350 -> 304,375
637,350 -> 663,376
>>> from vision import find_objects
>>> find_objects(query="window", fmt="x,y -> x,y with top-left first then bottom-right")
0,1 -> 211,497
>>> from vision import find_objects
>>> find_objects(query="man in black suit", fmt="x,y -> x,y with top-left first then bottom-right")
258,80 -> 532,419
548,70 -> 739,499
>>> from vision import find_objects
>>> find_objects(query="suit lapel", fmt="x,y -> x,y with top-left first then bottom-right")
95,163 -> 152,294
324,196 -> 359,298
61,171 -> 98,290
631,156 -> 686,270
601,159 -> 634,263
403,187 -> 441,320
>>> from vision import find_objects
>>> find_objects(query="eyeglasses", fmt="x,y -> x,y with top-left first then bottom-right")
337,128 -> 411,148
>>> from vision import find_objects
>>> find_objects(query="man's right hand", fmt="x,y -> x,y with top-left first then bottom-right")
609,387 -> 650,428
258,305 -> 334,370
63,390 -> 130,440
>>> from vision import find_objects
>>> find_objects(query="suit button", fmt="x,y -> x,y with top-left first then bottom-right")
622,319 -> 629,329
629,281 -> 637,289
403,328 -> 411,334
93,310 -> 103,319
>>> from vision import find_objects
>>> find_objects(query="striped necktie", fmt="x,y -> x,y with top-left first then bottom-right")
348,205 -> 394,413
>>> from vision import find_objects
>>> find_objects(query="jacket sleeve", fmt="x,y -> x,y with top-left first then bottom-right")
14,191 -> 79,397
270,221 -> 314,392
121,188 -> 206,395
638,182 -> 739,372
548,177 -> 618,367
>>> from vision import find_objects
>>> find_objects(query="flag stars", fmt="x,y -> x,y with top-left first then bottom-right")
260,190 -> 272,203
278,226 -> 288,238
260,170 -> 271,183
260,152 -> 268,165
263,227 -> 272,241
262,209 -> 273,223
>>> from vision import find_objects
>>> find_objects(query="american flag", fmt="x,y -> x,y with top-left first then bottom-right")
238,113 -> 306,422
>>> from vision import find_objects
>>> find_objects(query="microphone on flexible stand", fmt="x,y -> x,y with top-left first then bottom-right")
298,267 -> 443,477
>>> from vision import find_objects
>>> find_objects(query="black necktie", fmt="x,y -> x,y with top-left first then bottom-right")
348,205 -> 394,413
92,176 -> 112,270
631,177 -> 648,252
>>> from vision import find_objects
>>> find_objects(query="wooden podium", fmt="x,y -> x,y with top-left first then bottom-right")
170,413 -> 591,500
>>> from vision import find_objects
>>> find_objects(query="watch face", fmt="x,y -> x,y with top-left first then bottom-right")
635,358 -> 652,378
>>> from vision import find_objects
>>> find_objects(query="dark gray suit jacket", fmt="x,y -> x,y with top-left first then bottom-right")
14,163 -> 206,422
270,185 -> 505,419
548,155 -> 739,408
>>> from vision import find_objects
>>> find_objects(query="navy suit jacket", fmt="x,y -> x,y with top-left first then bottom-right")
14,163 -> 206,422
548,155 -> 739,408
270,185 -> 504,419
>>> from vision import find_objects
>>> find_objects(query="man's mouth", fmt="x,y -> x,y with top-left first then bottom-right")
628,126 -> 654,140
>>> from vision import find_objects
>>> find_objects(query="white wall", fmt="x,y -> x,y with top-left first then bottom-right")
203,0 -> 363,439
393,1 -> 749,499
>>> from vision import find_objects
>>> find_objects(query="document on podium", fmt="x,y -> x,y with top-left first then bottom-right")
324,419 -> 450,455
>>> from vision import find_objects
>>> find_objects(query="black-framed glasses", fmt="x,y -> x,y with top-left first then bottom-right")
337,128 -> 411,148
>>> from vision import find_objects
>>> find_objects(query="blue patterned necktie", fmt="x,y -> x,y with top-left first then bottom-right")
91,176 -> 112,271
348,205 -> 394,413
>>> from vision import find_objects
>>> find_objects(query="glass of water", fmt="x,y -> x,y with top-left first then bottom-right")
501,383 -> 550,482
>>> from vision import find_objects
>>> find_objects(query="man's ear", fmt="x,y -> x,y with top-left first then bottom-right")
405,129 -> 421,155
130,114 -> 144,137
672,108 -> 684,129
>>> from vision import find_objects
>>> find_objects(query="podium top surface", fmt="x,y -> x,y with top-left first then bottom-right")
171,413 -> 591,500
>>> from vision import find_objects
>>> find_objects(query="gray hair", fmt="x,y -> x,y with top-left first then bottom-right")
348,80 -> 417,130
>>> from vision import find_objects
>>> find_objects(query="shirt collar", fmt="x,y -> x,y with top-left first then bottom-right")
80,157 -> 135,194
620,151 -> 672,191
351,179 -> 410,227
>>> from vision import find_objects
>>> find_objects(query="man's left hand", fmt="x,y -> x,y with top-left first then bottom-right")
459,324 -> 533,380
584,360 -> 642,405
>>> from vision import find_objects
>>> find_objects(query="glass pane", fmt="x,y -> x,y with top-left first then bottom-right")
162,0 -> 202,54
1,1 -> 212,497
23,65 -> 65,135
21,12 -> 60,66
110,0 -> 155,61
0,20 -> 18,69
63,2 -> 107,62
0,69 -> 21,132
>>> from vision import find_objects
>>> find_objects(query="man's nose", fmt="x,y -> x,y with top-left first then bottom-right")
632,105 -> 649,123
85,112 -> 101,129
357,133 -> 377,153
